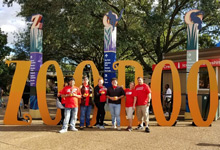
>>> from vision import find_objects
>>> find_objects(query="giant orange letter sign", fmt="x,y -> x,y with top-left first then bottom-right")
74,61 -> 100,126
151,60 -> 181,126
113,60 -> 143,126
187,60 -> 218,126
4,61 -> 32,125
37,61 -> 64,125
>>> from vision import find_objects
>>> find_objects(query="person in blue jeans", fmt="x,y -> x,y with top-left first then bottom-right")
59,78 -> 81,133
80,105 -> 92,128
79,76 -> 93,130
107,78 -> 125,130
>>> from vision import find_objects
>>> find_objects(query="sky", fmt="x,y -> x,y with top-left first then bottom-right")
0,0 -> 26,46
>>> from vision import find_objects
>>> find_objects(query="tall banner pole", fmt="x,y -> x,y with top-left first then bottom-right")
103,13 -> 116,88
102,10 -> 124,120
184,10 -> 204,119
103,9 -> 124,88
103,24 -> 116,88
29,14 -> 43,118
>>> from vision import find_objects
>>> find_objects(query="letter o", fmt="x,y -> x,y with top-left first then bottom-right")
151,60 -> 181,126
74,61 -> 100,126
187,60 -> 218,127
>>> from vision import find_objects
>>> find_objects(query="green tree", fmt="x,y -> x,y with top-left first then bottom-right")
0,28 -> 13,92
0,29 -> 10,61
3,0 -> 220,72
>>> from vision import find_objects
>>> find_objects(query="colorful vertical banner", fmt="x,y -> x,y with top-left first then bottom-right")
103,25 -> 117,88
184,10 -> 204,119
30,14 -> 43,118
103,9 -> 124,88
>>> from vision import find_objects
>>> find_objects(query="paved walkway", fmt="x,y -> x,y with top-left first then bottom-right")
0,96 -> 220,150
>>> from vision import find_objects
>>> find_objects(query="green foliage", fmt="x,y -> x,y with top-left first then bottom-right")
0,29 -> 10,61
2,0 -> 220,72
0,29 -> 14,91
199,34 -> 216,49
46,87 -> 51,93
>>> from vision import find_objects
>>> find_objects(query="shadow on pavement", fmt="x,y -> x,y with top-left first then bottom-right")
0,125 -> 60,132
197,143 -> 220,147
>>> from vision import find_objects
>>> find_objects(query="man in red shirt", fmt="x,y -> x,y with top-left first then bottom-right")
135,77 -> 151,133
59,78 -> 81,133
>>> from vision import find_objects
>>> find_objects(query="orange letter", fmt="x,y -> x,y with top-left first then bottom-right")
151,60 -> 181,126
74,61 -> 100,126
187,60 -> 218,126
37,61 -> 64,125
112,60 -> 143,126
4,61 -> 32,125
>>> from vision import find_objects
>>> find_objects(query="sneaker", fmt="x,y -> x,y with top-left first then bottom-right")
99,126 -> 105,129
79,126 -> 84,130
145,127 -> 150,133
111,125 -> 116,129
95,124 -> 100,128
117,126 -> 121,131
69,127 -> 78,131
86,125 -> 93,128
59,129 -> 67,133
126,126 -> 132,131
136,125 -> 144,130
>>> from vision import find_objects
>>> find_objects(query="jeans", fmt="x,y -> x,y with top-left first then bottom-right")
60,104 -> 65,124
109,103 -> 121,126
95,102 -> 106,126
80,105 -> 92,127
62,107 -> 78,129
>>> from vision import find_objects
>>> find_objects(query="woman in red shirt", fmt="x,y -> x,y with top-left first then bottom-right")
79,76 -> 93,130
125,82 -> 137,131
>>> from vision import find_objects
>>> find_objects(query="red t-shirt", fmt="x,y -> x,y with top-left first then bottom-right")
58,90 -> 66,104
59,86 -> 81,108
84,85 -> 90,106
99,86 -> 107,102
135,84 -> 151,106
125,89 -> 137,107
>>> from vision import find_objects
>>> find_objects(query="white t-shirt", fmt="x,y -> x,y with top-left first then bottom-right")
165,88 -> 172,98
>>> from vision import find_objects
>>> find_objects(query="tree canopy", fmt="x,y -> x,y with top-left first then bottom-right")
2,0 -> 220,71
0,28 -> 13,91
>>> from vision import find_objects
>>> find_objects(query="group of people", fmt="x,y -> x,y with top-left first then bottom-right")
57,76 -> 151,133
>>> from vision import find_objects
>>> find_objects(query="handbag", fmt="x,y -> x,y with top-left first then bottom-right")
56,98 -> 65,109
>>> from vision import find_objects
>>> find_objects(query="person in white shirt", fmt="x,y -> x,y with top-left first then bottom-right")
164,84 -> 172,116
